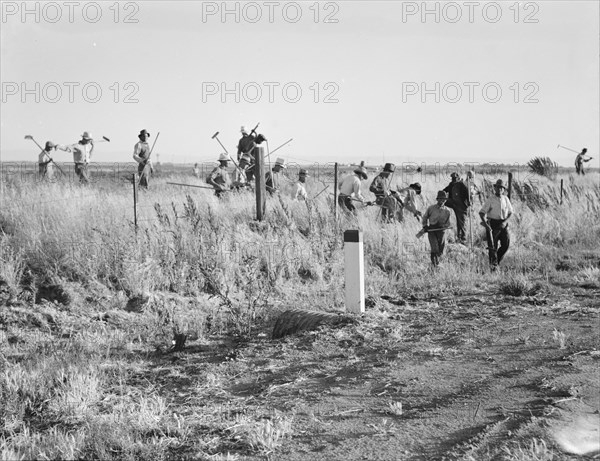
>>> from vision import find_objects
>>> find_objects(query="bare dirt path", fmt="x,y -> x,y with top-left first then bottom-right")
130,288 -> 600,460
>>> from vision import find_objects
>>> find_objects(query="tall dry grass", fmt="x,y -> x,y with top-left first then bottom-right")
1,167 -> 599,459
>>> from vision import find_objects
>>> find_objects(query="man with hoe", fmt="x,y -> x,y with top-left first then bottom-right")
443,172 -> 471,244
56,131 -> 95,184
420,191 -> 452,266
38,141 -> 57,180
338,164 -> 369,213
237,125 -> 256,161
396,182 -> 422,222
133,129 -> 152,189
207,153 -> 232,197
479,179 -> 514,269
370,163 -> 401,221
575,148 -> 593,175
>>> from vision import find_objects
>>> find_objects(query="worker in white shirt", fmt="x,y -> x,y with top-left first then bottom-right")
56,131 -> 94,184
338,165 -> 370,213
479,179 -> 514,269
292,169 -> 309,201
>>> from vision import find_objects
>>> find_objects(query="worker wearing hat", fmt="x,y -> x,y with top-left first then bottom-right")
55,131 -> 94,184
575,148 -> 593,175
292,169 -> 309,201
266,157 -> 286,194
38,141 -> 57,180
421,190 -> 452,266
237,125 -> 257,161
370,163 -> 401,221
396,182 -> 423,222
479,179 -> 514,269
338,164 -> 370,213
443,172 -> 471,244
207,153 -> 232,197
133,129 -> 152,189
234,153 -> 253,190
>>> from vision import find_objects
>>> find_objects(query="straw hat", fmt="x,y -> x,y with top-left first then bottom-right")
493,179 -> 506,189
218,153 -> 230,162
299,169 -> 309,177
354,166 -> 368,180
275,157 -> 286,169
81,131 -> 92,140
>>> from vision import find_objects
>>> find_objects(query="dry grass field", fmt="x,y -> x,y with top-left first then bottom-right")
1,163 -> 599,460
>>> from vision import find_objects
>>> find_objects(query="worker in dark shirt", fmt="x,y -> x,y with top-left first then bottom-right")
443,172 -> 471,244
237,126 -> 256,161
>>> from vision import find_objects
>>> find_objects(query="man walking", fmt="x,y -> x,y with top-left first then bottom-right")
292,169 -> 309,201
575,148 -> 593,175
207,153 -> 232,198
338,164 -> 369,213
443,172 -> 471,244
38,141 -> 56,180
133,129 -> 152,189
56,131 -> 94,184
421,191 -> 451,266
479,179 -> 514,269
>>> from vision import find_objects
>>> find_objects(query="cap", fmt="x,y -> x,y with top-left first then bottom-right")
81,131 -> 92,140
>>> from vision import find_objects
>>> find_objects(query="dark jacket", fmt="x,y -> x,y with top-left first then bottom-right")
443,180 -> 471,210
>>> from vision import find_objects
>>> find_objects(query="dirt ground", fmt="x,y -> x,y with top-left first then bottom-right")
127,284 -> 599,460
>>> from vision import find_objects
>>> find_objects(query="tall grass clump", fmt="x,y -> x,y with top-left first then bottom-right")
527,157 -> 558,179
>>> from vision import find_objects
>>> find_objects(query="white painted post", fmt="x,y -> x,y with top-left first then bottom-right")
344,230 -> 365,314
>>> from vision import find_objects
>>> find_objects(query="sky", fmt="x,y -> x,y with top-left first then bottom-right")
1,0 -> 599,168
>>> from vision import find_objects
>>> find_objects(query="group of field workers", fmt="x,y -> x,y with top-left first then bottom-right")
338,163 -> 513,269
206,125 -> 309,201
34,130 -> 589,270
37,131 -> 95,184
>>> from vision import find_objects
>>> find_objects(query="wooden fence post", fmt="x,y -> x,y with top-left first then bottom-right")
560,179 -> 564,205
507,172 -> 513,200
255,146 -> 266,221
132,173 -> 139,231
334,162 -> 339,218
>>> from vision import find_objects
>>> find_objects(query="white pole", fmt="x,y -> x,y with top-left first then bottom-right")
344,230 -> 365,314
